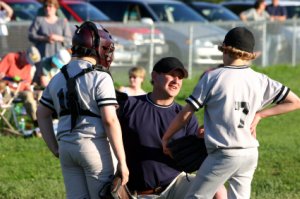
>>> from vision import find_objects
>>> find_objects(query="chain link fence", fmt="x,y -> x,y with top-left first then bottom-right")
1,19 -> 299,82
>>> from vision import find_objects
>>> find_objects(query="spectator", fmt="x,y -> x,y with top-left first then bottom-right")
36,0 -> 66,19
266,0 -> 287,64
118,66 -> 146,96
117,57 -> 227,198
266,0 -> 287,22
0,46 -> 41,135
36,21 -> 129,199
240,0 -> 270,56
0,1 -> 13,53
162,27 -> 300,199
240,0 -> 270,22
33,48 -> 71,89
28,0 -> 72,58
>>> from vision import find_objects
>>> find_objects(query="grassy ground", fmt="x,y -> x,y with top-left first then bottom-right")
0,65 -> 300,198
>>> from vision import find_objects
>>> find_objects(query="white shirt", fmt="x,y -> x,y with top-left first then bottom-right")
186,65 -> 289,153
241,8 -> 270,21
0,10 -> 10,36
40,60 -> 118,141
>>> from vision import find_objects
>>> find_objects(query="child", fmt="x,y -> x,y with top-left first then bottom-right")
37,21 -> 128,198
118,66 -> 146,96
162,27 -> 300,199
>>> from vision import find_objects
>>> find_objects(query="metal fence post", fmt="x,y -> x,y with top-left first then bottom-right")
262,21 -> 267,67
292,19 -> 297,67
149,24 -> 155,73
188,23 -> 194,79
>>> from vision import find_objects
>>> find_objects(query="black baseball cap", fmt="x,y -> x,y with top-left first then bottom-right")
223,27 -> 255,53
153,57 -> 188,78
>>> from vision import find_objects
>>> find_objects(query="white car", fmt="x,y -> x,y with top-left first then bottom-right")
112,36 -> 142,67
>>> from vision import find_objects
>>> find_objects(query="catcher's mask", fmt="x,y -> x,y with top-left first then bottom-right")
71,21 -> 115,68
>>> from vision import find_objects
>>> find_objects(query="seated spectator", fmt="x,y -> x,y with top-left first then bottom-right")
33,48 -> 71,90
118,66 -> 146,96
0,46 -> 41,135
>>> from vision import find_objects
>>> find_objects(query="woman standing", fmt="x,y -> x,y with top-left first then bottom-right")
28,0 -> 71,58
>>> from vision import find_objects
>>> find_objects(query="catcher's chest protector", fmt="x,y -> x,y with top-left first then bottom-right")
60,65 -> 101,130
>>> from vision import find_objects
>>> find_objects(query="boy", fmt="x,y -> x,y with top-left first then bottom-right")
162,27 -> 300,198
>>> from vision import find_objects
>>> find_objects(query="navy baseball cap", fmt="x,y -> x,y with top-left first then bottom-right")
223,27 -> 255,53
153,57 -> 188,78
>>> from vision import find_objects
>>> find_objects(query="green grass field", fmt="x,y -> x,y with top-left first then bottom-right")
1,65 -> 300,199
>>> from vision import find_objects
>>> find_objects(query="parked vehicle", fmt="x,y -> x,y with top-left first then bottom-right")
59,0 -> 110,22
90,0 -> 226,66
2,0 -> 42,21
59,0 -> 168,66
112,36 -> 142,67
188,2 -> 240,22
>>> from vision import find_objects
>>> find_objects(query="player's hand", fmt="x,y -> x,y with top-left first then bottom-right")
250,113 -> 262,139
197,125 -> 204,138
162,138 -> 172,156
118,162 -> 129,185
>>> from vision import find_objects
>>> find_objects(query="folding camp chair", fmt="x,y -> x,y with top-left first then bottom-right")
0,84 -> 23,136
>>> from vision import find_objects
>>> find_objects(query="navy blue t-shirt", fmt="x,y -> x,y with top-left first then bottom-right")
118,93 -> 199,191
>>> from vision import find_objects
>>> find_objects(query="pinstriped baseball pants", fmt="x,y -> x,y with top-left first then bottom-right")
185,148 -> 258,199
58,138 -> 115,199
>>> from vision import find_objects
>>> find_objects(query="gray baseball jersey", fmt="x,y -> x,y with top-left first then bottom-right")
40,60 -> 118,141
186,65 -> 289,153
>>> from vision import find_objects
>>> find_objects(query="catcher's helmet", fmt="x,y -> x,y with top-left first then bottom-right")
71,21 -> 114,68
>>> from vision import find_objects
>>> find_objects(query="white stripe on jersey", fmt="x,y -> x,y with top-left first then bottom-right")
273,86 -> 290,104
186,96 -> 202,111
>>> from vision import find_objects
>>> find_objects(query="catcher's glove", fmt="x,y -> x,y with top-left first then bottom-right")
168,136 -> 207,173
99,173 -> 134,199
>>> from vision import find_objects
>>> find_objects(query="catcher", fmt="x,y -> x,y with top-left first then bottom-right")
37,21 -> 129,199
117,57 -> 227,199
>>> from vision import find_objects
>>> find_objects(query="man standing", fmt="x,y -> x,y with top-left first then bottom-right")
266,0 -> 287,22
118,57 -> 226,198
266,0 -> 287,64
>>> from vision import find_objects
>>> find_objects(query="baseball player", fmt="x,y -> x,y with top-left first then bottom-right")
36,21 -> 129,199
162,27 -> 300,198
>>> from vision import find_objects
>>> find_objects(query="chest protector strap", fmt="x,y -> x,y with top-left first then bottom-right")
60,65 -> 101,130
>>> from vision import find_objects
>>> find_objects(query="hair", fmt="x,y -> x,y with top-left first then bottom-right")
218,45 -> 257,61
44,0 -> 59,9
254,0 -> 265,9
128,66 -> 146,79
